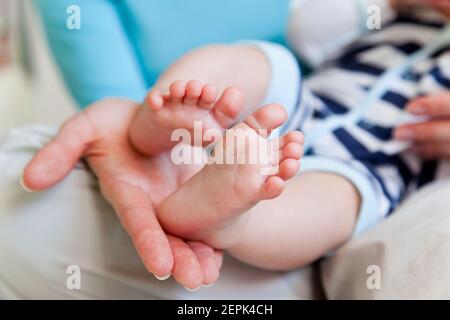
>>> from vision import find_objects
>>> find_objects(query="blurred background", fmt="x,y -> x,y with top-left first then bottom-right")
0,0 -> 291,138
0,0 -> 75,138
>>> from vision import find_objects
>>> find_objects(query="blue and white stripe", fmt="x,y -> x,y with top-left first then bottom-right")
294,13 -> 450,226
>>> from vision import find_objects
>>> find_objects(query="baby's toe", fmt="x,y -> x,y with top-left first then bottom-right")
278,158 -> 300,181
169,80 -> 187,103
279,131 -> 304,149
280,142 -> 303,161
183,80 -> 203,105
213,87 -> 244,128
244,104 -> 287,137
145,91 -> 164,110
198,84 -> 218,110
260,176 -> 285,200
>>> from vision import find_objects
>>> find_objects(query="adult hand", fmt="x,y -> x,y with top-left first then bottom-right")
22,99 -> 222,290
394,92 -> 450,159
426,0 -> 450,17
390,0 -> 450,17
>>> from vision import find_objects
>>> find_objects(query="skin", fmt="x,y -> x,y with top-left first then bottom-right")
158,104 -> 304,244
22,45 -> 271,291
17,0 -> 450,291
390,0 -> 450,15
391,2 -> 450,155
421,0 -> 450,17
129,45 -> 270,156
125,4 -> 450,271
21,43 -> 362,286
130,82 -> 245,156
22,99 -> 223,290
395,92 -> 450,159
128,45 -> 360,271
125,41 -> 359,270
153,91 -> 359,271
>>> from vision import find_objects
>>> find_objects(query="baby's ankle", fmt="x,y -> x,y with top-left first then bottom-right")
199,212 -> 253,249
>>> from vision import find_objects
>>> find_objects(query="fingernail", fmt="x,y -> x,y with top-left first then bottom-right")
201,283 -> 214,288
394,129 -> 416,140
183,285 -> 201,292
407,105 -> 427,114
20,176 -> 34,193
154,273 -> 171,281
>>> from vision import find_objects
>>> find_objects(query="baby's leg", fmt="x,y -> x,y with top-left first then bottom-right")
161,169 -> 359,271
157,105 -> 360,271
157,104 -> 304,246
227,172 -> 360,270
130,45 -> 271,156
152,45 -> 271,111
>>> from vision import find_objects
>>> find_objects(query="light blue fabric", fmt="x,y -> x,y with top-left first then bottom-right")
241,41 -> 301,137
34,0 -> 290,108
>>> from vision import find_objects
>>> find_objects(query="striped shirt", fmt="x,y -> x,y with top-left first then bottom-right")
294,12 -> 450,219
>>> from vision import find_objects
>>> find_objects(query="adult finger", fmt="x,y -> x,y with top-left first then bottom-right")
410,141 -> 450,159
167,235 -> 204,291
214,250 -> 224,269
98,177 -> 174,279
406,92 -> 450,117
187,241 -> 220,286
394,120 -> 450,142
22,111 -> 96,191
425,0 -> 450,11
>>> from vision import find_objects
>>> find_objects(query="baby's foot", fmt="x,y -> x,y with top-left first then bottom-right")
157,104 -> 304,248
130,80 -> 244,156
